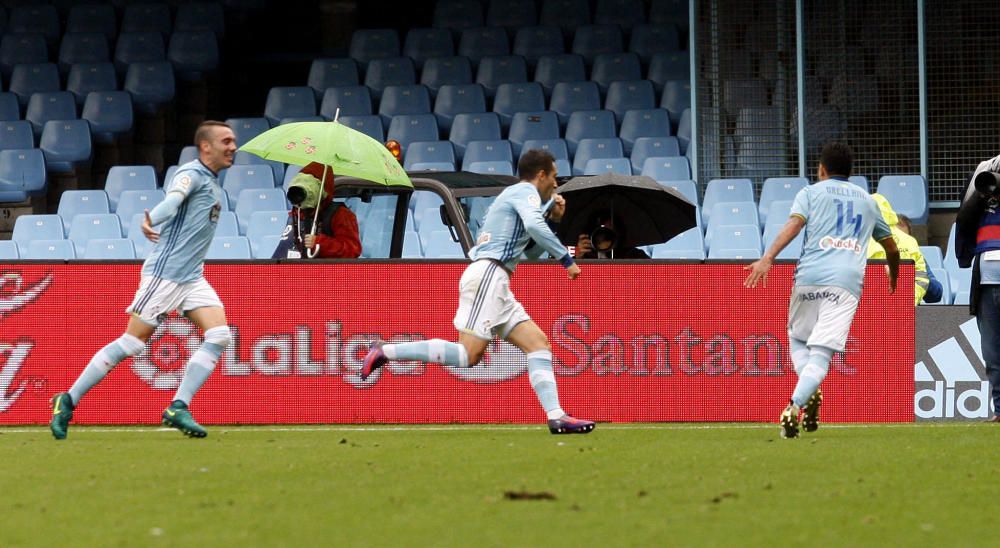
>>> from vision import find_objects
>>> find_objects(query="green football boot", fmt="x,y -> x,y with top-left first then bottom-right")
801,389 -> 823,433
162,400 -> 207,438
50,392 -> 75,440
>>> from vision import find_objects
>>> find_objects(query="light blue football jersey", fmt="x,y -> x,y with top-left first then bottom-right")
142,160 -> 223,283
790,177 -> 891,297
469,182 -> 570,271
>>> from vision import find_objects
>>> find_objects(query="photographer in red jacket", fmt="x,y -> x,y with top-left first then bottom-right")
273,162 -> 362,259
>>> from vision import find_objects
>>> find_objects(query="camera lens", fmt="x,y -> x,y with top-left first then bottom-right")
591,226 -> 617,251
287,186 -> 306,206
975,171 -> 1000,197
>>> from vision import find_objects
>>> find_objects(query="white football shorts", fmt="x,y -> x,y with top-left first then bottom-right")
126,276 -> 224,326
454,259 -> 531,340
787,285 -> 859,352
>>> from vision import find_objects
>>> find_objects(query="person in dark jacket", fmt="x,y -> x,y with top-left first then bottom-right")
573,209 -> 650,259
273,162 -> 361,259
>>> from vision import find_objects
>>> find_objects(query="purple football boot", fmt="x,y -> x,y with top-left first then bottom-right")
547,415 -> 596,434
360,340 -> 388,381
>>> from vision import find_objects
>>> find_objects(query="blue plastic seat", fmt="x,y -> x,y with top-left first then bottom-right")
124,62 -> 176,113
250,234 -> 283,259
649,227 -> 705,259
226,117 -> 270,146
434,0 -> 484,31
349,29 -> 401,67
448,112 -> 502,162
387,113 -> 440,154
122,3 -> 172,37
462,140 -> 513,170
307,58 -> 360,97
26,92 -> 77,139
707,224 -> 762,258
630,24 -> 681,62
659,179 -> 698,207
928,267 -> 953,305
402,230 -> 423,258
9,63 -> 60,107
630,137 -> 680,173
177,146 -> 198,165
125,213 -> 153,258
640,155 -> 690,182
233,149 -> 286,184
572,137 -> 624,176
224,164 -> 276,204
549,81 -> 601,128
877,175 -> 929,225
168,31 -> 220,77
83,91 -> 134,144
647,52 -> 690,93
534,54 -> 587,98
207,236 -> 252,259
0,93 -> 19,122
583,157 -> 631,175
457,27 -> 509,65
492,82 -> 545,131
759,177 -> 808,227
763,200 -> 794,229
512,26 -> 565,68
9,5 -> 60,43
40,120 -> 92,173
175,2 -> 226,36
706,201 -> 759,248
410,189 -> 446,222
67,4 -> 117,41
58,190 -> 111,233
264,86 -> 316,126
0,149 -> 46,201
114,32 -> 166,71
408,161 -> 455,172
521,138 -> 569,164
565,110 -> 617,156
25,239 -> 76,260
508,111 -> 560,157
245,211 -> 289,249
571,24 -> 624,66
433,83 -> 487,134
213,211 -> 240,238
661,79 -> 691,126
763,223 -> 805,259
364,57 -> 417,101
378,84 -> 432,125
921,245 -> 944,270
0,34 -> 48,79
0,121 -> 35,152
848,175 -> 870,192
116,190 -> 165,232
0,240 -> 19,259
475,55 -> 528,99
540,0 -> 592,38
235,190 -> 287,235
466,161 -> 514,175
105,166 -> 158,211
319,86 -> 373,120
620,109 -> 672,155
403,28 -> 455,69
84,238 -> 136,259
12,214 -> 64,247
59,33 -> 110,72
486,0 -> 539,31
604,80 -> 656,127
67,63 -> 117,106
338,115 -> 385,143
404,140 -> 456,171
702,178 -> 755,226
591,53 -> 643,94
420,56 -> 474,97
68,213 -> 122,256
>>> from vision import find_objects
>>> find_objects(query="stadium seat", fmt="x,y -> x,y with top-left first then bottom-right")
508,111 -> 560,157
236,190 -> 287,235
126,214 -> 153,259
408,162 -> 454,172
521,138 -> 570,165
0,34 -> 48,79
647,52 -> 690,94
67,4 -> 117,41
702,179 -> 755,226
954,290 -> 970,306
540,0 -> 592,38
105,166 -> 158,211
0,121 -> 35,152
676,108 -> 691,152
571,25 -> 624,66
763,223 -> 804,259
410,189 -> 446,224
620,108 -> 672,153
264,86 -> 317,126
758,177 -> 808,227
83,238 -> 136,259
207,236 -> 252,259
549,81 -> 601,128
317,86 -> 371,120
649,227 -> 705,259
82,91 -> 134,144
8,5 -> 60,43
707,224 -> 762,258
168,31 -> 220,77
423,230 -> 465,258
378,84 -> 432,125
629,24 -> 681,65
583,157 -> 631,175
307,58 -> 360,97
58,190 -> 111,233
512,26 -> 565,68
116,190 -> 165,233
364,57 -> 417,101
928,267 -> 953,305
572,137 -> 624,176
0,240 -> 19,259
764,200 -> 794,228
212,211 -> 239,238
387,114 -> 440,155
234,149 -> 286,184
40,120 -> 93,173
403,28 -> 454,69
174,2 -> 226,36
26,92 -> 77,139
12,214 -> 64,247
630,137 -> 681,173
403,141 -> 456,171
457,27 -> 509,65
433,83 -> 487,134
434,0 -> 484,31
660,179 -> 698,207
59,33 -> 110,72
705,201 -> 760,249
66,63 -> 117,106
0,149 -> 46,201
848,175 -> 870,192
122,3 -> 172,37
448,112 -> 502,161
950,267 -> 973,296
9,63 -> 60,107
533,54 -> 587,98
462,140 -> 513,170
877,175 -> 929,225
661,80 -> 692,126
492,82 -> 546,131
921,245 -> 944,270
25,239 -> 76,260
604,80 -> 657,126
226,117 -> 271,146
565,110 -> 617,156
420,56 -> 474,97
0,93 -> 19,122
402,230 -> 423,258
177,146 -> 199,166
466,160 -> 514,175
68,213 -> 122,257
224,164 -> 276,204
338,115 -> 385,143
124,62 -> 176,114
250,233 -> 282,259
486,0 -> 538,32
475,55 -> 528,99
114,32 -> 167,71
591,53 -> 643,94
595,0 -> 646,28
349,29 -> 401,67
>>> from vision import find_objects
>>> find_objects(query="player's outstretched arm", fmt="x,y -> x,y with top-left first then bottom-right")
142,191 -> 186,242
744,215 -> 805,288
879,235 -> 901,293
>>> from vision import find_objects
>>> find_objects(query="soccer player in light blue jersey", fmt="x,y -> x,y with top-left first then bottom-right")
50,121 -> 237,439
361,150 -> 595,434
744,142 -> 900,438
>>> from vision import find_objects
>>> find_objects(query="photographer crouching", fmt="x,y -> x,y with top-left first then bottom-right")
574,209 -> 649,259
956,155 -> 1000,421
272,162 -> 362,259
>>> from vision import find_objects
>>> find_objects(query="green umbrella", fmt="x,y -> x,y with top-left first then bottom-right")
239,121 -> 412,188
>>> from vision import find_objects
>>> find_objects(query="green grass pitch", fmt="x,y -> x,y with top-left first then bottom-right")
1,423 -> 995,546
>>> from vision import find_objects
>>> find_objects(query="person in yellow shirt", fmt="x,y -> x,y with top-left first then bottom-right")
867,193 -> 942,305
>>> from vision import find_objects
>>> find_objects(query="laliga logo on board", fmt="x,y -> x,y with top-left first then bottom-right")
0,271 -> 54,320
0,270 -> 54,411
130,318 -> 199,389
818,236 -> 862,253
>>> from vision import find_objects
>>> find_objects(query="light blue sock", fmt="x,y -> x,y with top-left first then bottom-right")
173,326 -> 230,405
527,350 -> 565,420
69,334 -> 145,405
789,337 -> 809,375
791,346 -> 834,407
383,339 -> 469,367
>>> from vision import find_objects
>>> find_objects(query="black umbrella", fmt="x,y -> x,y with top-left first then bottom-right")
555,173 -> 697,249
